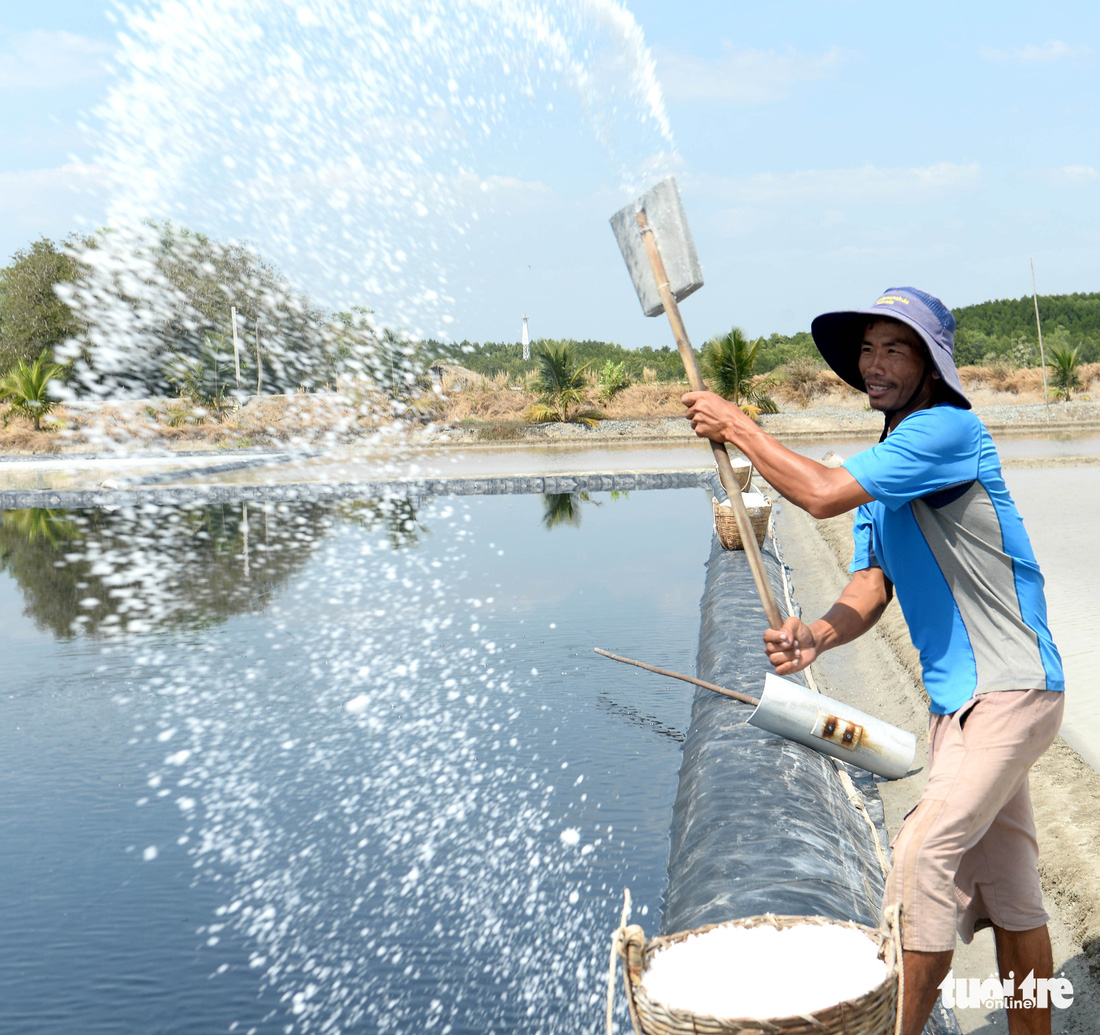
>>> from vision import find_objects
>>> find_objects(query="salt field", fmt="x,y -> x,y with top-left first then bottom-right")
0,488 -> 711,1034
2,0 -> 1097,1029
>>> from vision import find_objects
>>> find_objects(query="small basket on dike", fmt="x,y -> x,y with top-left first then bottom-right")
613,912 -> 900,1035
712,463 -> 772,551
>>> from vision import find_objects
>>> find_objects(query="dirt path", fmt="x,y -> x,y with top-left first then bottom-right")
770,499 -> 1100,1033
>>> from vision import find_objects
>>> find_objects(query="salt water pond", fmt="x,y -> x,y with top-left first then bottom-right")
0,488 -> 712,1034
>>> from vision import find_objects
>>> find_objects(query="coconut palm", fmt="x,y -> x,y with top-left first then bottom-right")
701,328 -> 778,416
1048,345 -> 1082,401
524,341 -> 603,427
0,349 -> 64,430
541,492 -> 594,529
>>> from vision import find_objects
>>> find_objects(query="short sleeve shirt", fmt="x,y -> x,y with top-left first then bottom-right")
843,405 -> 1064,714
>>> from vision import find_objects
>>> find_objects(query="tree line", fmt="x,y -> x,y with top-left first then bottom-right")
446,293 -> 1100,382
2,226 -> 1096,404
0,226 -> 424,407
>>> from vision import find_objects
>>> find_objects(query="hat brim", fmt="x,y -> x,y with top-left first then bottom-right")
811,308 -> 971,410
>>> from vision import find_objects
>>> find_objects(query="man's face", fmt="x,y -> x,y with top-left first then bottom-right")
858,318 -> 938,417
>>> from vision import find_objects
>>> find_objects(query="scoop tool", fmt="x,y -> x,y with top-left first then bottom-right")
608,177 -> 916,781
594,648 -> 915,780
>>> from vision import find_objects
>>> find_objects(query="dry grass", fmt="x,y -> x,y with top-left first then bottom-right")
0,387 -> 401,454
772,368 -> 864,409
0,362 -> 1094,454
599,381 -> 689,418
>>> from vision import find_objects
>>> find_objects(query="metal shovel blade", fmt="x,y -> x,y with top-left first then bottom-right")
748,673 -> 917,780
609,176 -> 704,317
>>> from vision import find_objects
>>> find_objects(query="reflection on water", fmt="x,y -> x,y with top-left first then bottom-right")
541,490 -> 633,530
0,499 -> 428,638
543,492 -> 592,529
0,489 -> 712,1034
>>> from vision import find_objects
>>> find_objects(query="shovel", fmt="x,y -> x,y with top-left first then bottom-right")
608,177 -> 916,781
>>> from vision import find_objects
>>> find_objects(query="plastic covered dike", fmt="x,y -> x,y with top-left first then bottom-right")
661,508 -> 960,1035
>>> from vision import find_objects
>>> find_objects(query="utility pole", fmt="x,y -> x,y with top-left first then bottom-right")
255,321 -> 263,395
1030,258 -> 1050,419
231,306 -> 242,387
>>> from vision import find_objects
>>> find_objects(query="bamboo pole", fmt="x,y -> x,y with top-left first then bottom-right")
635,209 -> 782,629
1031,258 -> 1050,420
594,648 -> 759,706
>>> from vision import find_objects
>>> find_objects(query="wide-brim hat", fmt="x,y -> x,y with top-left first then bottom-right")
810,286 -> 970,409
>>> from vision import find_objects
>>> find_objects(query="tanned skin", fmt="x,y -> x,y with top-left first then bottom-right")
683,317 -> 1055,1035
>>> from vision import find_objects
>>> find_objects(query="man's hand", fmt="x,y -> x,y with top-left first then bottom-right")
682,390 -> 750,444
763,617 -> 821,675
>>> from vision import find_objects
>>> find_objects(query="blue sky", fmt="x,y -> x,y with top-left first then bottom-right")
2,1 -> 1098,348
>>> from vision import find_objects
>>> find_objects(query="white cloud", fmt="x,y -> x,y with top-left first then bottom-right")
1037,164 -> 1099,188
0,162 -> 107,257
0,161 -> 105,196
654,42 -> 845,104
980,39 -> 1091,63
0,30 -> 114,90
696,161 -> 982,206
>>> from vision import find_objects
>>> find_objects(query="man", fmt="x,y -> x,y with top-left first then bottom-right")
683,287 -> 1065,1035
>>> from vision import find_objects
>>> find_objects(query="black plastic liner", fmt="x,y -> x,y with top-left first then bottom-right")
661,498 -> 960,1034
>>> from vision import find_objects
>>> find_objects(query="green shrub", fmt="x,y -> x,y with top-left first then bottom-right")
597,359 -> 631,402
1049,345 -> 1082,401
0,349 -> 63,430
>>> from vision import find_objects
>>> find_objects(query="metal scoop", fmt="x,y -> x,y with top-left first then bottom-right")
595,648 -> 916,780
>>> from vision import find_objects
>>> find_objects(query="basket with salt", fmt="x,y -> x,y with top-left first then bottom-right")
615,912 -> 900,1035
712,493 -> 772,550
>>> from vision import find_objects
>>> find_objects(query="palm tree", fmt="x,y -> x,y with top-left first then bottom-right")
2,508 -> 74,546
524,341 -> 603,427
701,328 -> 778,416
541,492 -> 594,529
1048,345 -> 1082,401
0,349 -> 64,430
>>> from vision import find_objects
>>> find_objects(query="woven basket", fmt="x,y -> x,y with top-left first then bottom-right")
713,494 -> 771,550
617,914 -> 899,1035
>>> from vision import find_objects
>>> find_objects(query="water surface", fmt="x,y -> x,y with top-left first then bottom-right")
0,488 -> 713,1034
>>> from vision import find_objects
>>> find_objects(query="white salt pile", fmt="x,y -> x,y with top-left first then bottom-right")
717,493 -> 769,510
642,922 -> 887,1019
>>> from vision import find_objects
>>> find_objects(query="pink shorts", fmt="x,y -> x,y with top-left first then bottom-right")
882,689 -> 1064,952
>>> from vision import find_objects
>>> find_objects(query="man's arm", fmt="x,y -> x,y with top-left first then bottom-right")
682,390 -> 873,518
763,567 -> 893,676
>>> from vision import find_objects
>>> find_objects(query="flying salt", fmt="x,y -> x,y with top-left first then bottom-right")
642,923 -> 887,1020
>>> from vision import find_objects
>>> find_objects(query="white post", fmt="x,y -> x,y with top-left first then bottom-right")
522,314 -> 530,361
231,306 -> 242,387
241,502 -> 250,579
1031,258 -> 1050,418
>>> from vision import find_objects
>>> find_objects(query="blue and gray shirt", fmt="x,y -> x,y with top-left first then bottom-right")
844,405 -> 1064,714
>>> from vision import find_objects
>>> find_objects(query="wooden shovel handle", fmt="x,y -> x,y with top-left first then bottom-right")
635,210 -> 783,629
